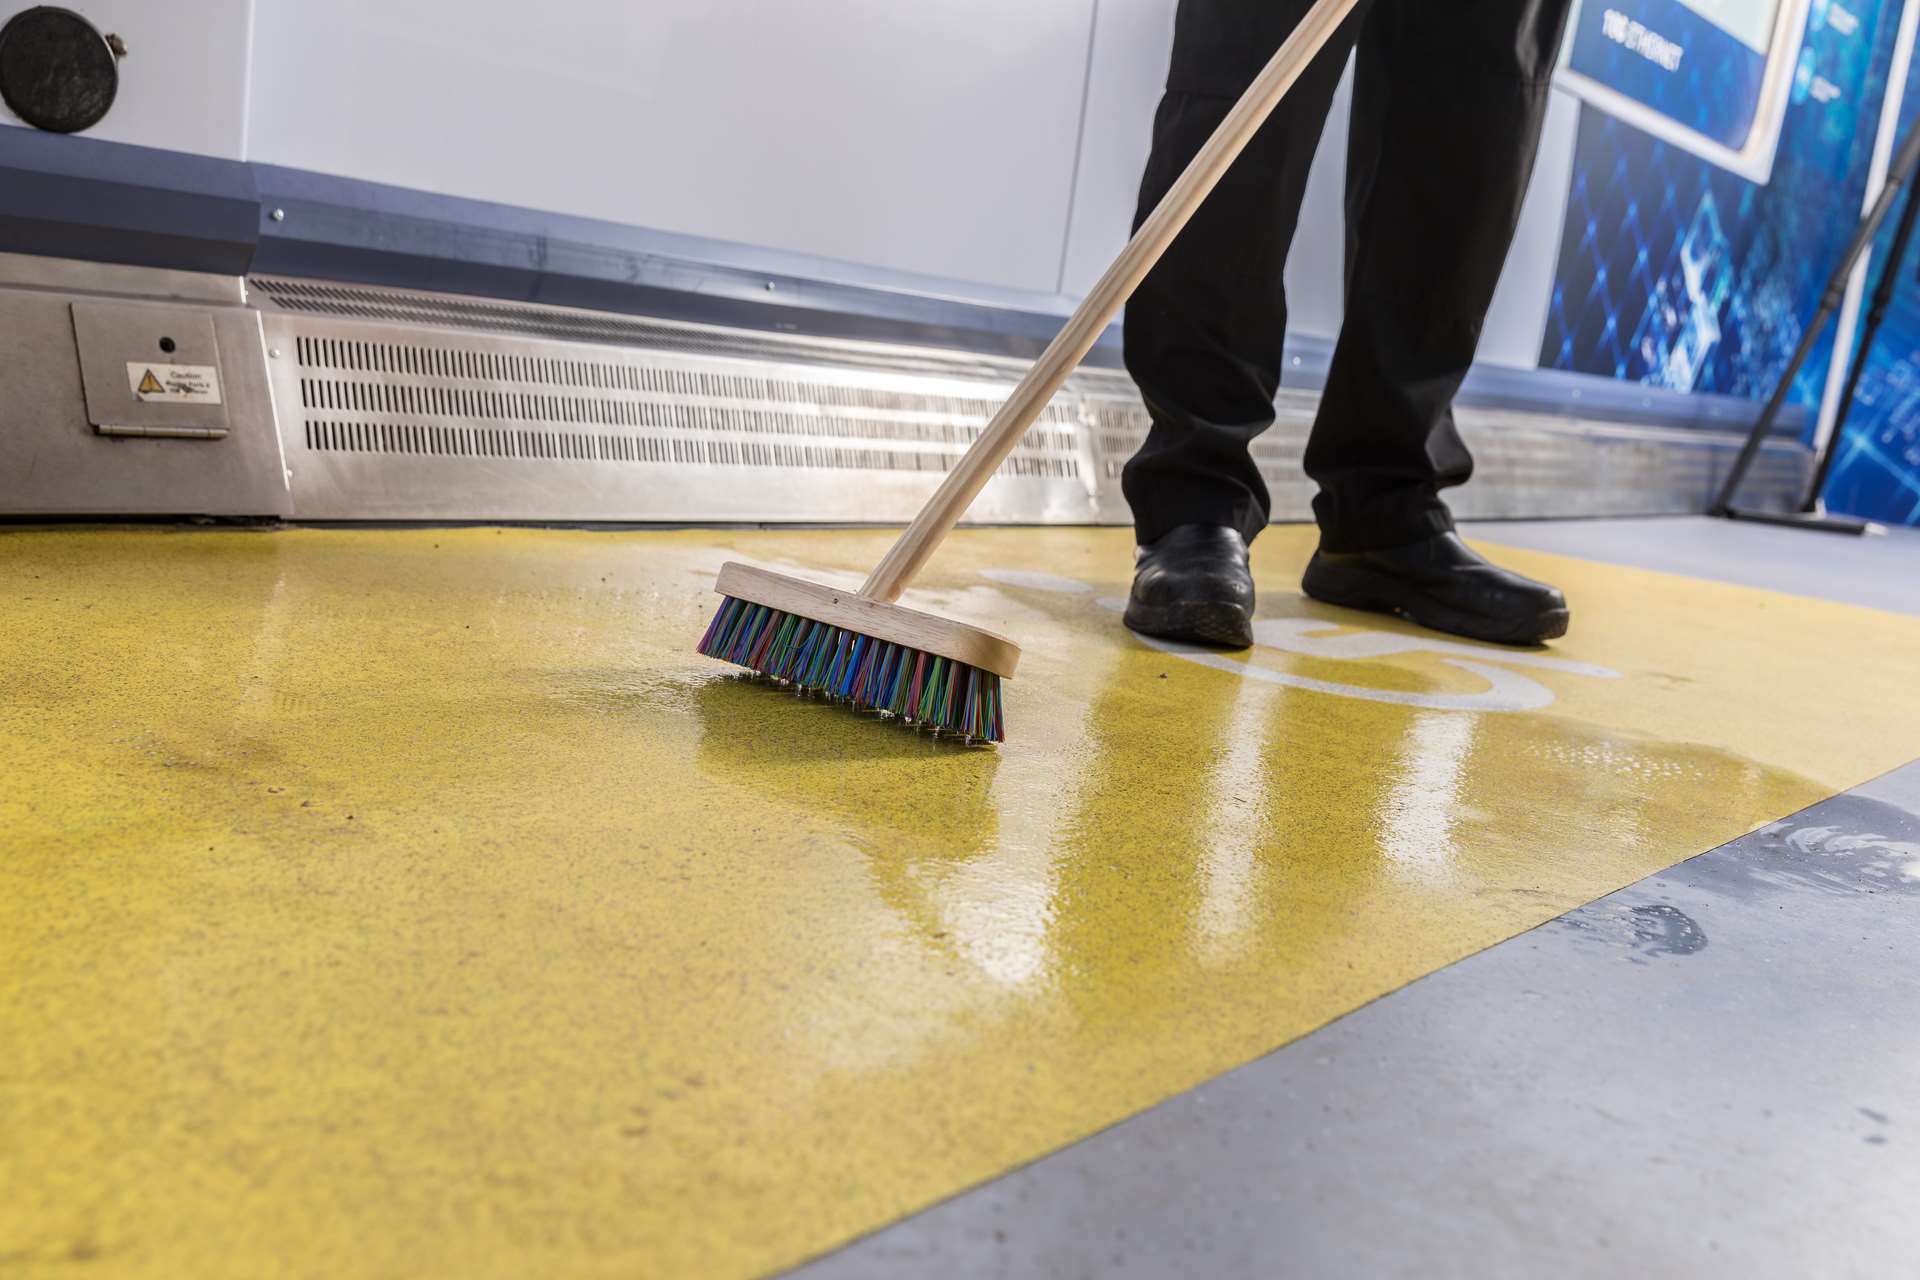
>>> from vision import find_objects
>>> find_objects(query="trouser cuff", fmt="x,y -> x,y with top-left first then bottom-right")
1131,499 -> 1269,549
1312,494 -> 1456,554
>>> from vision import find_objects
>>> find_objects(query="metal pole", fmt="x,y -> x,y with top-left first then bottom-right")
1800,160 -> 1920,511
1712,125 -> 1920,516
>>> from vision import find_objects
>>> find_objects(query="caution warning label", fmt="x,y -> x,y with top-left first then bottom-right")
126,362 -> 223,405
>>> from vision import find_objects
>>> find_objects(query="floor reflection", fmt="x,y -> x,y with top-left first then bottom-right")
1195,677 -> 1281,965
1379,711 -> 1479,885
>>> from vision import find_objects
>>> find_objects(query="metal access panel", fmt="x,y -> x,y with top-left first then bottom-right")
72,302 -> 232,438
0,265 -> 290,517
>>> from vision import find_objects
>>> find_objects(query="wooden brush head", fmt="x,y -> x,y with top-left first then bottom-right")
713,563 -> 1021,679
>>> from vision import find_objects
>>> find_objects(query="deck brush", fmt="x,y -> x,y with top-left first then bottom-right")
694,0 -> 1360,742
696,561 -> 1015,742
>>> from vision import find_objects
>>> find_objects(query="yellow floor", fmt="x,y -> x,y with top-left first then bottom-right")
6,524 -> 1920,1279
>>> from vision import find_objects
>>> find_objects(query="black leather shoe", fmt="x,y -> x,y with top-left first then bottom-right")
1302,532 -> 1569,645
1124,524 -> 1255,648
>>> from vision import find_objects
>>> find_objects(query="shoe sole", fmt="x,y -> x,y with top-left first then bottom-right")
1123,598 -> 1255,649
1302,562 -> 1569,646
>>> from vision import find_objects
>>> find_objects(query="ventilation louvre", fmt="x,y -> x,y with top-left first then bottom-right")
253,275 -> 1810,524
285,331 -> 1085,482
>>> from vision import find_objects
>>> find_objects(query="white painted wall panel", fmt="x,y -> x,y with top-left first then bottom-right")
1058,0 -> 1352,339
244,0 -> 1095,294
1057,0 -> 1174,295
0,0 -> 1572,369
0,0 -> 253,159
1281,64 -> 1355,341
1479,89 -> 1580,370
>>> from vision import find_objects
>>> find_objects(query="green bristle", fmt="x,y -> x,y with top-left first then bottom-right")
696,595 -> 1005,743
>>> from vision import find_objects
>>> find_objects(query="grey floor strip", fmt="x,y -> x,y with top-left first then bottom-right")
1464,515 -> 1920,617
791,760 -> 1920,1279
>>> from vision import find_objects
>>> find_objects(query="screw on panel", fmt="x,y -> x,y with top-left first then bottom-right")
271,208 -> 286,222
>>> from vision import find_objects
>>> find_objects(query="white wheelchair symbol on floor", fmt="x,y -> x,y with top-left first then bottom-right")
979,568 -> 1621,713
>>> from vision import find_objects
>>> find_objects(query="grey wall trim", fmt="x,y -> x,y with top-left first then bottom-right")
0,129 -> 1800,434
247,165 -> 1098,363
0,127 -> 258,276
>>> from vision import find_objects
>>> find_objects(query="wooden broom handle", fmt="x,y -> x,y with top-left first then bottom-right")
861,0 -> 1361,603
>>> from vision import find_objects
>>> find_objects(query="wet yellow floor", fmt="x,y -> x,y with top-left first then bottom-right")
6,524 -> 1920,1279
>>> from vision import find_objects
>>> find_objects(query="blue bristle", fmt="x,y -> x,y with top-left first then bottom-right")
696,594 -> 1005,742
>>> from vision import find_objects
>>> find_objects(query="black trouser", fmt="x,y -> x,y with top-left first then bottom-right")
1122,0 -> 1572,552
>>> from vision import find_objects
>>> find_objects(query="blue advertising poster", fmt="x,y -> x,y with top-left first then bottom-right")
1542,0 -> 1904,420
1820,41 -> 1920,523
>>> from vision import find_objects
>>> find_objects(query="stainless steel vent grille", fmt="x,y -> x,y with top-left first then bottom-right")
287,332 -> 1083,480
299,418 -> 1084,477
263,308 -> 1104,520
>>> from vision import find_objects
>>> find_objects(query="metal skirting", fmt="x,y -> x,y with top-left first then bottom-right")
0,256 -> 1811,523
258,293 -> 1098,524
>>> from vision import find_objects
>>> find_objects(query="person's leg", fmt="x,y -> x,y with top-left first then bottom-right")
1121,0 -> 1364,548
1306,0 -> 1572,551
1299,0 -> 1575,646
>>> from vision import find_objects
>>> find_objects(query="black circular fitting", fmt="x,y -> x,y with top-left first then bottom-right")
0,7 -> 121,134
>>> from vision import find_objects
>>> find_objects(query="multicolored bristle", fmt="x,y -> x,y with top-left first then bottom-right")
697,595 -> 1005,743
